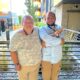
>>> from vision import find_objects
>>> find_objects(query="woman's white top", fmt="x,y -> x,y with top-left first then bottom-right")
39,25 -> 63,64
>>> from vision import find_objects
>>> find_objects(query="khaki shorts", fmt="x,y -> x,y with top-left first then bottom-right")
17,63 -> 40,80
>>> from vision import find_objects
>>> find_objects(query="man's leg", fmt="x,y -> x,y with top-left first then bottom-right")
42,61 -> 52,80
18,63 -> 40,80
51,61 -> 61,80
17,66 -> 27,80
29,63 -> 40,80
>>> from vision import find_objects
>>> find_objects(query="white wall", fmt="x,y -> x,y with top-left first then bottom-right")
55,5 -> 63,26
62,4 -> 80,30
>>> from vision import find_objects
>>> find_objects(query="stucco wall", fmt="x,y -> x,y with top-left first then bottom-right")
54,3 -> 80,30
62,4 -> 80,30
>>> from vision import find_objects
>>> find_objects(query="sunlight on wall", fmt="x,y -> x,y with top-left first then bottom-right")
0,0 -> 10,13
54,0 -> 62,6
0,0 -> 27,15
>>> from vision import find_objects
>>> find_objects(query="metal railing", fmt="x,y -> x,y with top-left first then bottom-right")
0,41 -> 80,80
59,41 -> 80,80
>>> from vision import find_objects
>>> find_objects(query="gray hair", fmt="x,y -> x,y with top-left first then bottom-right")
22,15 -> 34,23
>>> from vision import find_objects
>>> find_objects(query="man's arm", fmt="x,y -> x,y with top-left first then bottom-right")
41,40 -> 46,48
10,51 -> 21,71
10,51 -> 19,65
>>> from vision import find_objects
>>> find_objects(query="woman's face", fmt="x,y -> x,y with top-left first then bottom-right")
46,13 -> 56,25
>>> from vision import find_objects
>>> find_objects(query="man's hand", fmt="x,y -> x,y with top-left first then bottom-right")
15,64 -> 21,71
41,40 -> 46,48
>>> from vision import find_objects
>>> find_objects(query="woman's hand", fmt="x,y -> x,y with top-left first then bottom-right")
54,30 -> 61,36
54,28 -> 64,37
60,38 -> 64,45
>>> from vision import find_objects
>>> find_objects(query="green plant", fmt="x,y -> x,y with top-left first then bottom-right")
61,45 -> 76,71
25,0 -> 38,22
18,16 -> 22,24
35,22 -> 46,27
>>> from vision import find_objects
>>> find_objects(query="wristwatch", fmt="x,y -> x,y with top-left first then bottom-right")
15,63 -> 20,66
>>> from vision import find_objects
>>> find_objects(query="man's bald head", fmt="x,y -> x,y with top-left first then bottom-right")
22,15 -> 34,26
22,15 -> 34,23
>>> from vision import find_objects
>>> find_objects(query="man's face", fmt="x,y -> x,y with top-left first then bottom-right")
46,13 -> 56,25
22,18 -> 34,31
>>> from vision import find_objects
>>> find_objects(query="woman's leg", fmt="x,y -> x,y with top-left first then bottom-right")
42,61 -> 52,80
51,61 -> 61,80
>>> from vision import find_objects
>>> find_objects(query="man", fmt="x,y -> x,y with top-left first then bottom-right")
9,15 -> 41,80
39,11 -> 64,80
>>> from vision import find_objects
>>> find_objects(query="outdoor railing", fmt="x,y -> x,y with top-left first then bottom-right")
60,41 -> 80,80
0,41 -> 80,80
